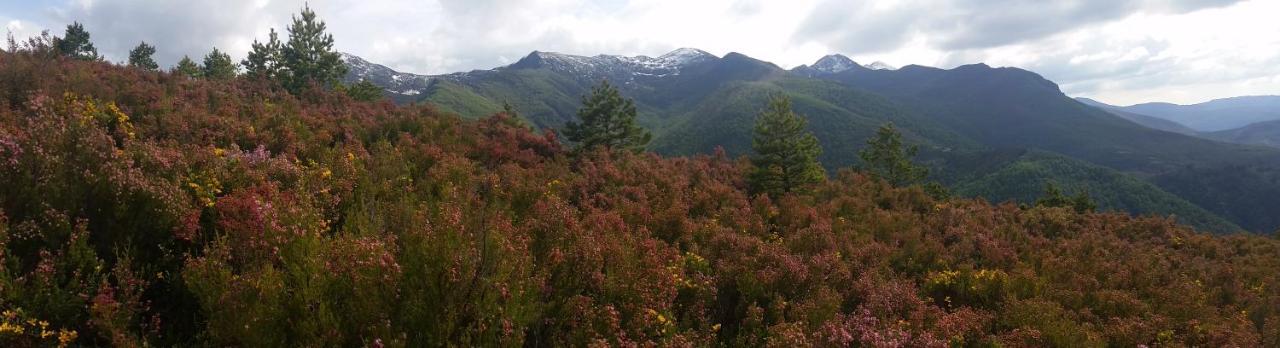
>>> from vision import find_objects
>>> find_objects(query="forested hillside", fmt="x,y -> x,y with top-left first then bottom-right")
344,49 -> 1280,233
3,24 -> 1280,347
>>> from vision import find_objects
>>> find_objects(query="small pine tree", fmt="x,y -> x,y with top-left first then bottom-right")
859,123 -> 928,187
201,48 -> 237,80
55,22 -> 98,60
1036,182 -> 1071,209
563,80 -> 651,152
749,94 -> 825,197
343,79 -> 383,101
502,101 -> 519,119
281,5 -> 347,93
1070,189 -> 1098,213
173,56 -> 202,78
243,28 -> 283,79
496,101 -> 531,129
127,41 -> 158,70
1036,182 -> 1098,213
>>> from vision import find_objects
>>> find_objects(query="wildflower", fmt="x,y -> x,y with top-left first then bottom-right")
0,322 -> 22,334
57,329 -> 77,347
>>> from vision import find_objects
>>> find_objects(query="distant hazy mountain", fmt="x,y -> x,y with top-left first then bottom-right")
1075,97 -> 1198,135
1107,96 -> 1280,132
1202,119 -> 1280,149
340,50 -> 1280,233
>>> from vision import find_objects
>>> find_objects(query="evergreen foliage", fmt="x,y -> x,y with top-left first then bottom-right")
242,28 -> 283,79
859,123 -> 928,187
1036,182 -> 1098,213
54,22 -> 98,60
503,101 -> 519,119
563,80 -> 651,152
126,41 -> 158,71
200,48 -> 236,80
341,79 -> 384,102
748,94 -> 825,197
281,5 -> 346,93
172,55 -> 201,78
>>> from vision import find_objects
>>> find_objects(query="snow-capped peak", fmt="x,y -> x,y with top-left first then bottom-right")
865,61 -> 897,71
813,54 -> 858,73
658,48 -> 715,66
507,48 -> 722,83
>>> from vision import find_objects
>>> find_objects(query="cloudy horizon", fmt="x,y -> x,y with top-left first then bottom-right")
3,0 -> 1278,105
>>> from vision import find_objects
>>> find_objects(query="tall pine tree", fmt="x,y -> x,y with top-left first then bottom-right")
859,123 -> 928,187
201,48 -> 237,80
55,22 -> 98,60
281,5 -> 346,93
173,55 -> 201,78
563,80 -> 651,152
127,41 -> 158,70
749,94 -> 825,197
243,28 -> 283,79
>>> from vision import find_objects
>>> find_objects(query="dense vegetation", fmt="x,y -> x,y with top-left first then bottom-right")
3,31 -> 1280,347
946,150 -> 1241,233
362,42 -> 1280,234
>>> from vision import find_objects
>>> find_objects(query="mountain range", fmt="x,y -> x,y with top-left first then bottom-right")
1080,96 -> 1280,148
1103,96 -> 1280,132
341,48 -> 1280,234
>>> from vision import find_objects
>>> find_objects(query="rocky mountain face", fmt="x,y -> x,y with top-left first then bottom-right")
340,53 -> 433,99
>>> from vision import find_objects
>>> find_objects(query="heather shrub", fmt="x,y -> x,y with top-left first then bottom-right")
0,49 -> 1278,346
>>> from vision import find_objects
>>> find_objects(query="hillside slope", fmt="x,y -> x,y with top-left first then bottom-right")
3,50 -> 1280,347
808,63 -> 1280,232
946,150 -> 1240,232
1202,119 -> 1280,148
1075,97 -> 1199,135
1119,96 -> 1280,132
341,51 -> 1280,233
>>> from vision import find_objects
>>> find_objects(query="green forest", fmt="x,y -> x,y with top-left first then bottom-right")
1,8 -> 1280,347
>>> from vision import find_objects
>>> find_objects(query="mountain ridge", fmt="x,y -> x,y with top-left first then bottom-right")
1101,95 -> 1280,131
339,49 -> 1280,233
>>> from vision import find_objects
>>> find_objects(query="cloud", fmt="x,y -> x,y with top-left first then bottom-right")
795,0 -> 1244,55
4,0 -> 1276,104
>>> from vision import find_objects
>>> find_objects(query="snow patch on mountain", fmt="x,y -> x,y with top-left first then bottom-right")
509,48 -> 719,83
866,61 -> 897,71
812,54 -> 858,74
340,52 -> 435,97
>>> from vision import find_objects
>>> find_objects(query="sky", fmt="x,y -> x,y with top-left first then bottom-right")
2,0 -> 1278,105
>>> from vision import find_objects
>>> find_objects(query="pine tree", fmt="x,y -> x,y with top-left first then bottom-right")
281,5 -> 347,93
55,22 -> 98,60
749,94 -> 825,197
173,55 -> 201,78
502,101 -> 519,119
1036,182 -> 1071,208
127,41 -> 158,71
496,101 -> 531,128
563,80 -> 651,152
1070,189 -> 1098,213
201,48 -> 237,80
859,123 -> 928,187
243,28 -> 283,79
342,79 -> 383,101
1036,182 -> 1098,213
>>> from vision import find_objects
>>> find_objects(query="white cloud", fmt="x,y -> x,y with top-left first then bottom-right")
4,0 -> 1277,105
